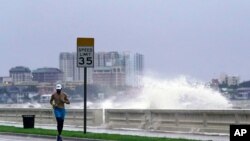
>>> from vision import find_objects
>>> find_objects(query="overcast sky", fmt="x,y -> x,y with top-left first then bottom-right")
1,0 -> 250,81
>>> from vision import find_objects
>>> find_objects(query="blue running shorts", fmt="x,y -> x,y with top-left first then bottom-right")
54,107 -> 66,119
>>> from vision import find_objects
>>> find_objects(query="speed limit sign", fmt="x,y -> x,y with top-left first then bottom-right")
77,38 -> 94,68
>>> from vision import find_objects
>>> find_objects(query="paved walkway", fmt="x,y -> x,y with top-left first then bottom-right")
0,133 -> 104,141
0,134 -> 57,141
0,121 -> 229,141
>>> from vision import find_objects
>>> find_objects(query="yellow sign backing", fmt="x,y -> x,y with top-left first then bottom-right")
77,38 -> 94,46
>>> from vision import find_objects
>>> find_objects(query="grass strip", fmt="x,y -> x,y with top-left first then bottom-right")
0,125 -> 197,141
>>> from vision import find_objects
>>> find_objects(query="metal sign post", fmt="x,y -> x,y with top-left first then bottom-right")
77,38 -> 94,134
84,67 -> 87,133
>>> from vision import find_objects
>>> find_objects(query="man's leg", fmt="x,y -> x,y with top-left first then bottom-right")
55,108 -> 65,141
55,117 -> 60,141
58,108 -> 66,135
58,118 -> 64,135
56,118 -> 61,135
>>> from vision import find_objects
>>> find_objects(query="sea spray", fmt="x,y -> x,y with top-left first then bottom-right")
140,76 -> 231,109
98,76 -> 232,109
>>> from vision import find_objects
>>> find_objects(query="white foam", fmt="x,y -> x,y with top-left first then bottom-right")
99,76 -> 232,109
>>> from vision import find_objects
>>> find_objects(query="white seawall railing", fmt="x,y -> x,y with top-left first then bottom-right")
0,108 -> 103,127
1,108 -> 250,134
105,109 -> 250,134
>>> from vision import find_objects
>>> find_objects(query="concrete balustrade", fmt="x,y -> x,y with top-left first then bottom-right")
1,108 -> 250,134
105,109 -> 250,134
0,108 -> 103,127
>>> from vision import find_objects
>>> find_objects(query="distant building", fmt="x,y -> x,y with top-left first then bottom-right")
37,82 -> 54,95
32,67 -> 63,83
210,79 -> 220,90
219,73 -> 240,86
94,51 -> 144,87
211,79 -> 220,84
59,52 -> 74,81
124,52 -> 144,87
0,76 -> 13,85
59,52 -> 93,83
227,76 -> 240,86
93,52 -> 126,87
9,66 -> 32,84
59,51 -> 144,87
93,67 -> 126,87
61,81 -> 84,89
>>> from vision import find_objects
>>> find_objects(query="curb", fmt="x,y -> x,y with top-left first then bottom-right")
0,132 -> 108,141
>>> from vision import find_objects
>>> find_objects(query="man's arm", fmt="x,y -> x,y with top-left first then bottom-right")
50,94 -> 54,106
64,94 -> 70,104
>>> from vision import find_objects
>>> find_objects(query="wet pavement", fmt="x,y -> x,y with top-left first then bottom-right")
0,121 -> 229,141
0,134 -> 57,141
78,127 -> 229,141
28,124 -> 229,141
0,134 -> 104,141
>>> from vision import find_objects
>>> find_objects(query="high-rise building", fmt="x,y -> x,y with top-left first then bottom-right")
9,66 -> 32,84
94,51 -> 144,87
59,52 -> 74,81
59,51 -> 144,87
124,52 -> 144,87
32,67 -> 63,83
59,52 -> 93,83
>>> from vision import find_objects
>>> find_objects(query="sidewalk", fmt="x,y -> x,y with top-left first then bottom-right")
0,133 -> 105,141
0,121 -> 229,141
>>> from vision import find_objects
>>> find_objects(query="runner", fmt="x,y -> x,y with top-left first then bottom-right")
50,84 -> 70,141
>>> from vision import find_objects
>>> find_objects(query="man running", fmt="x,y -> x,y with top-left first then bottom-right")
50,84 -> 70,141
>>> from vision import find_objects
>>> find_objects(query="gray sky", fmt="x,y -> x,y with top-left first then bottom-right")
1,0 -> 250,81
